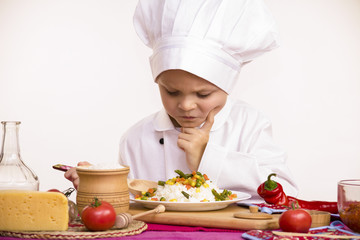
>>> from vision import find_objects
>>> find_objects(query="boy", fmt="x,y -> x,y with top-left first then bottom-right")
66,0 -> 298,200
118,0 -> 298,199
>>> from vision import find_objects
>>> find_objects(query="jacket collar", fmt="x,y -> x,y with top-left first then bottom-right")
153,98 -> 232,132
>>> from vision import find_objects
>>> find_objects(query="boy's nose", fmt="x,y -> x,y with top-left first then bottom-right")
178,97 -> 196,111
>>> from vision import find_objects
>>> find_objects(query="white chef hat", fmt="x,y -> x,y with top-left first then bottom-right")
133,0 -> 279,94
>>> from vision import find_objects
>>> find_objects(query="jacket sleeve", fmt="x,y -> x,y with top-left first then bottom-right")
198,114 -> 298,201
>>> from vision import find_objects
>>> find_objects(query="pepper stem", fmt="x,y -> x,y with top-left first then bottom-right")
264,173 -> 278,191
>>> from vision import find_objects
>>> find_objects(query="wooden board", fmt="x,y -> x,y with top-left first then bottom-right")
128,203 -> 280,230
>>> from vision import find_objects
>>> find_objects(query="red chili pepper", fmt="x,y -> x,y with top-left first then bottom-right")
257,173 -> 288,205
287,196 -> 338,214
258,173 -> 338,214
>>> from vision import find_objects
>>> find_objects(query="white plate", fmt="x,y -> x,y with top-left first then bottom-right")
131,191 -> 251,211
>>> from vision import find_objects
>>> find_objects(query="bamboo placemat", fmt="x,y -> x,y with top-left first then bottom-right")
0,220 -> 147,239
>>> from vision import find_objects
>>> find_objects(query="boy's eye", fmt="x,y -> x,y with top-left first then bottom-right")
166,90 -> 179,96
197,92 -> 211,98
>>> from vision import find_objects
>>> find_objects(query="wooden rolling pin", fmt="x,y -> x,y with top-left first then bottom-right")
114,204 -> 166,229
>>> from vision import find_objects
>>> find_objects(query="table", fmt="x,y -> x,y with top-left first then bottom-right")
0,226 -> 246,240
0,204 -> 353,240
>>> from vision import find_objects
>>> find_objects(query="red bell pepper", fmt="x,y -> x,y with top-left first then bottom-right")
257,173 -> 288,205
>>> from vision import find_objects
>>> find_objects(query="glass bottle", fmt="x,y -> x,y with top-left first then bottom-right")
0,121 -> 39,190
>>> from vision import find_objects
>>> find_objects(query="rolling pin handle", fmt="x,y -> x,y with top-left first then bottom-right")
249,205 -> 259,213
133,204 -> 166,220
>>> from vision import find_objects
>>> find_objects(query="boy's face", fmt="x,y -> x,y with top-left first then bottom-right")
157,70 -> 228,128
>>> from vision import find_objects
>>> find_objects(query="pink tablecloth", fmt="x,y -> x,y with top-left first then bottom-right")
1,220 -> 358,240
2,222 -> 360,240
121,223 -> 246,239
122,231 -> 245,239
0,231 -> 245,240
0,223 -> 246,240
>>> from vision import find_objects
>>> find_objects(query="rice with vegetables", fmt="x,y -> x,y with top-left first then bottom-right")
135,170 -> 237,202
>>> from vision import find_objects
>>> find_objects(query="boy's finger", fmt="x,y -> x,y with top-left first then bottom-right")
77,161 -> 91,166
201,108 -> 216,131
64,168 -> 76,180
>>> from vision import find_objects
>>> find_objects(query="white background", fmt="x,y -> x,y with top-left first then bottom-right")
0,0 -> 359,202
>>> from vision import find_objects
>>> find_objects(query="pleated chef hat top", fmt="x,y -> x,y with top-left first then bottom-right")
133,0 -> 279,94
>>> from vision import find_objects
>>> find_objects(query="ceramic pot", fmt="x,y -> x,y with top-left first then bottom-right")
76,166 -> 130,214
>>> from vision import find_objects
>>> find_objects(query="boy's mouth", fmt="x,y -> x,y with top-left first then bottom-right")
170,115 -> 203,128
182,116 -> 195,119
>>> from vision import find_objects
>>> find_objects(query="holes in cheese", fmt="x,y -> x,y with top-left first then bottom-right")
0,190 -> 69,231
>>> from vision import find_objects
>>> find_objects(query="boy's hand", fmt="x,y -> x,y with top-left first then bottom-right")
177,109 -> 215,171
64,161 -> 91,189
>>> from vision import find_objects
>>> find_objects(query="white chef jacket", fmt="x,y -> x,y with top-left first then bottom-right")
119,98 -> 298,200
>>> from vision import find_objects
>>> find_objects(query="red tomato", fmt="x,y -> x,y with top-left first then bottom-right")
279,209 -> 312,233
47,189 -> 62,193
81,197 -> 116,231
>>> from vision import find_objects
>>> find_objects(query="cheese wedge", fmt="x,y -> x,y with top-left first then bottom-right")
0,190 -> 69,231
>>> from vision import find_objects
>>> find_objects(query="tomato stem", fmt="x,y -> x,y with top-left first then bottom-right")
290,201 -> 300,210
92,197 -> 102,207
